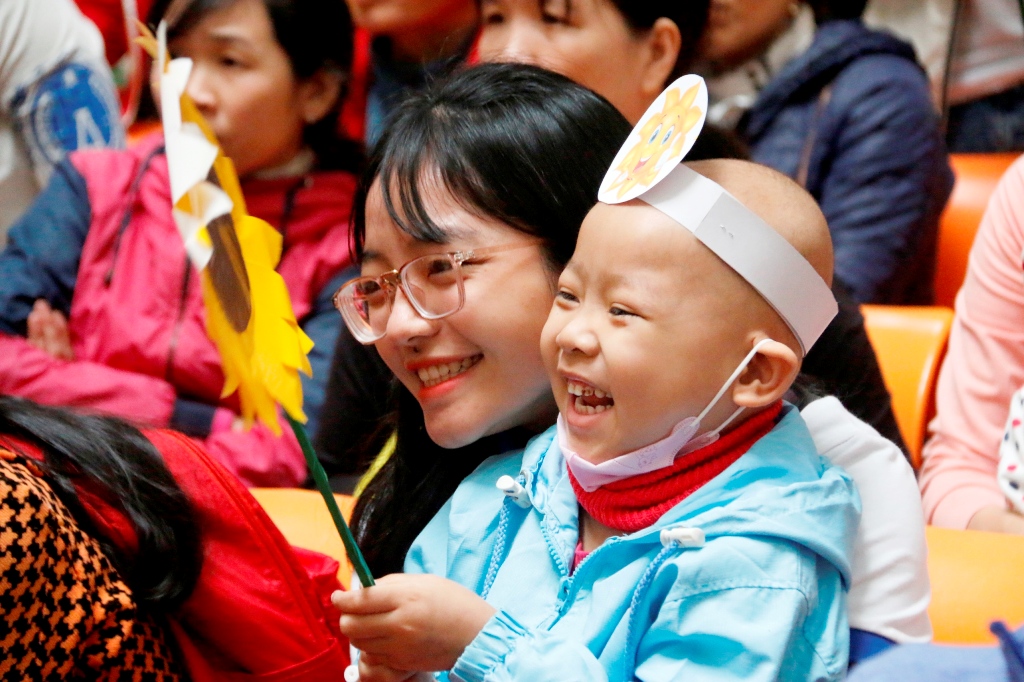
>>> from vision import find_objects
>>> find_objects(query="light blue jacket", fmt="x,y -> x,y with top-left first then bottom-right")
406,405 -> 861,681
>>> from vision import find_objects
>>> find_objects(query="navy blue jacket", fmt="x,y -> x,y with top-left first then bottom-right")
741,20 -> 954,304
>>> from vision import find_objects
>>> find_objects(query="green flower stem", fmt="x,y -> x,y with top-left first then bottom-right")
285,413 -> 375,588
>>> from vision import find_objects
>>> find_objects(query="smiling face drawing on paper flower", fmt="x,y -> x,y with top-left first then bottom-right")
605,81 -> 704,200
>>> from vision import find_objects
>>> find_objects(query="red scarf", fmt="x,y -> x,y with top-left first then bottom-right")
569,402 -> 783,533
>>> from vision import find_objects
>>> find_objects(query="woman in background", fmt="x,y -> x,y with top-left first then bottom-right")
0,0 -> 360,487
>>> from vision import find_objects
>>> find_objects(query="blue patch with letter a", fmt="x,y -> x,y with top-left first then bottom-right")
13,61 -> 124,164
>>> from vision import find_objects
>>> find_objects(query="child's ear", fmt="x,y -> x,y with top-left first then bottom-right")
731,340 -> 801,409
297,69 -> 345,126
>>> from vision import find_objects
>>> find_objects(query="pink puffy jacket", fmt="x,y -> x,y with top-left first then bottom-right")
0,135 -> 356,486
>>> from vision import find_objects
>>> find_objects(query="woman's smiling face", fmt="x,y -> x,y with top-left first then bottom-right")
361,177 -> 560,448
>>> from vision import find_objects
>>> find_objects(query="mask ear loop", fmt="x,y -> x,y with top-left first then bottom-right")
696,338 -> 776,437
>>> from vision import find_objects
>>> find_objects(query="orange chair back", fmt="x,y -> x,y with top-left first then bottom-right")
934,153 -> 1019,307
250,488 -> 356,588
927,526 -> 1024,643
861,305 -> 953,468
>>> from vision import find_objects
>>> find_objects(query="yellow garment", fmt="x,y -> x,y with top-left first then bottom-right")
354,432 -> 397,498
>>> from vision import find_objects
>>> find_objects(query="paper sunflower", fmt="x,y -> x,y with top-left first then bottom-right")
605,80 -> 705,200
141,23 -> 312,434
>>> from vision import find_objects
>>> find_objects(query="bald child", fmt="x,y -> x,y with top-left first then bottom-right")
351,159 -> 861,682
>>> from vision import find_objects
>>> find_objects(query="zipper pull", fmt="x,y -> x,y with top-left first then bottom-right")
496,474 -> 531,508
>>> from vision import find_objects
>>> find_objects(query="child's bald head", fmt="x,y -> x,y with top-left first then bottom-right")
542,157 -> 834,459
686,159 -> 834,287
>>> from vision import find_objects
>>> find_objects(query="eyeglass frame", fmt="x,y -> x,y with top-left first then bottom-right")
333,239 -> 544,344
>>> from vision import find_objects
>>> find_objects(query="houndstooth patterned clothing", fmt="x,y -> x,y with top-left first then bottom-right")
0,447 -> 186,680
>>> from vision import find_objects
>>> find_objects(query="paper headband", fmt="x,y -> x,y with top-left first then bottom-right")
597,75 -> 837,353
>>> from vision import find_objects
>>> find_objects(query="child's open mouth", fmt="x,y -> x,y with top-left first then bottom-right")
567,379 -> 615,415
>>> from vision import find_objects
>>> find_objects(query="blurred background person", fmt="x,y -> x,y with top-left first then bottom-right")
0,0 -> 124,239
862,0 -> 1024,153
697,0 -> 953,306
341,0 -> 478,146
0,0 -> 360,488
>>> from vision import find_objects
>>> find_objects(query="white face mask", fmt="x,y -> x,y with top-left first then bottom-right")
559,338 -> 775,492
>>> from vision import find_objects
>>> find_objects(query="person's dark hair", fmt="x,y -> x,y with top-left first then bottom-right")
351,62 -> 632,272
0,397 -> 201,612
350,62 -> 632,576
609,0 -> 710,82
807,0 -> 868,23
153,0 -> 359,170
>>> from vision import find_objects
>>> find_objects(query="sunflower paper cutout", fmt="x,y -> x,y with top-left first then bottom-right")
141,23 -> 311,434
598,74 -> 708,204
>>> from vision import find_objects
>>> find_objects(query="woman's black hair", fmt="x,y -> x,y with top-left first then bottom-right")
153,0 -> 359,171
349,62 -> 632,576
351,62 -> 632,271
609,0 -> 711,82
0,397 -> 201,612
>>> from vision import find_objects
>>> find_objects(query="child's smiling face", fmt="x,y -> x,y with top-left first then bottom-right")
541,200 -> 762,463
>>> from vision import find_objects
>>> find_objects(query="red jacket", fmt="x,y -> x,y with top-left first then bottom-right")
0,135 -> 356,487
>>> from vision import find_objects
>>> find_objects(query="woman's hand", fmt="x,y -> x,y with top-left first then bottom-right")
27,300 -> 74,361
967,505 -> 1024,534
332,574 -> 496,674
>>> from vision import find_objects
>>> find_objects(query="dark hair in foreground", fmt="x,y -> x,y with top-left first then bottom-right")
154,0 -> 359,170
0,397 -> 201,612
609,0 -> 710,81
350,63 -> 632,576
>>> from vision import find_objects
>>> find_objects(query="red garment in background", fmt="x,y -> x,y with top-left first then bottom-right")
337,27 -> 481,145
74,0 -> 155,66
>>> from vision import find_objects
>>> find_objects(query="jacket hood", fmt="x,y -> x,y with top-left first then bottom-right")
744,20 -> 921,139
518,405 -> 859,584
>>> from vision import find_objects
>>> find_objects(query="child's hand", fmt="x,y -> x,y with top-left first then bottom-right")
332,573 -> 497,673
354,653 -> 416,682
355,653 -> 437,682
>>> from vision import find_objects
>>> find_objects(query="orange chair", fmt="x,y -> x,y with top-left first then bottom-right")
250,488 -> 356,588
927,526 -> 1024,644
861,305 -> 954,468
934,153 -> 1019,307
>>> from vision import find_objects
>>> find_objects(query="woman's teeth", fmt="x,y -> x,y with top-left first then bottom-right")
417,357 -> 478,387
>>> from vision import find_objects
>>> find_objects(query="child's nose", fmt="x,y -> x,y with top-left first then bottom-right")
556,313 -> 599,356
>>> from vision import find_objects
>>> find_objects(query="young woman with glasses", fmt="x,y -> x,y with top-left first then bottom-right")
338,63 -> 630,581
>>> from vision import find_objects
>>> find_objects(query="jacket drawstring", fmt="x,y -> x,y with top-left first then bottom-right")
105,145 -> 165,286
482,474 -> 532,599
623,527 -> 706,680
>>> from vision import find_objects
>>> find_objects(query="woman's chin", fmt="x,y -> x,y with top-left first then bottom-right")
424,421 -> 480,450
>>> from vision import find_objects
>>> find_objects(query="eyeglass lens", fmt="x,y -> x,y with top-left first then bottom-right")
342,253 -> 464,342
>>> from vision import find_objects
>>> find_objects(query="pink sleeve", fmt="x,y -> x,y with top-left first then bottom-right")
202,413 -> 307,488
0,332 -> 176,427
919,158 -> 1024,528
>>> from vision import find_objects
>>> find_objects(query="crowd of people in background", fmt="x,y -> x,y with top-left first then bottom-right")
4,0 -> 1024,679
